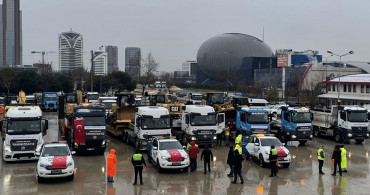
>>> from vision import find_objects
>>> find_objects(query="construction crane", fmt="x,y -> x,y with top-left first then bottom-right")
31,51 -> 56,65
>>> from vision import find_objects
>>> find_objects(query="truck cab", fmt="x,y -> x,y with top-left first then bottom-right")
186,93 -> 203,105
336,106 -> 369,143
41,92 -> 58,111
2,106 -> 48,161
236,107 -> 270,135
134,106 -> 171,150
86,92 -> 99,104
279,107 -> 313,145
181,105 -> 225,146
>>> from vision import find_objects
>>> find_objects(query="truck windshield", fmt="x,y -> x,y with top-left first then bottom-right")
83,116 -> 105,126
260,138 -> 282,147
156,95 -> 166,104
234,98 -> 248,106
88,94 -> 99,100
66,95 -> 76,103
7,119 -> 41,135
191,113 -> 216,126
159,141 -> 182,150
292,112 -> 311,123
42,146 -> 70,157
101,102 -> 114,110
348,111 -> 368,122
142,116 -> 170,129
247,113 -> 269,124
45,97 -> 57,101
209,94 -> 224,104
192,95 -> 203,100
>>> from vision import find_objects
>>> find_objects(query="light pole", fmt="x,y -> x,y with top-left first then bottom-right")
327,50 -> 354,105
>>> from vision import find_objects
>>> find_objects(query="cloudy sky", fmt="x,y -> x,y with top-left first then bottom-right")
21,0 -> 370,72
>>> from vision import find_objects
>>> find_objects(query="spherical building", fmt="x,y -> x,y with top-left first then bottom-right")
196,33 -> 274,84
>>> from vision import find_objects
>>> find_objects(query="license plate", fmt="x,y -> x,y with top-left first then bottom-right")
87,148 -> 95,151
278,157 -> 284,160
51,170 -> 62,174
93,136 -> 97,139
172,162 -> 181,166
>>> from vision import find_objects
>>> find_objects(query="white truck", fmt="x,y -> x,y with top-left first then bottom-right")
147,137 -> 189,172
86,92 -> 99,104
120,106 -> 172,151
2,106 -> 48,161
185,93 -> 203,105
312,106 -> 369,144
178,105 -> 225,146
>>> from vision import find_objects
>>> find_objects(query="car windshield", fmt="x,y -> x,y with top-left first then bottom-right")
142,116 -> 170,129
247,112 -> 269,124
88,94 -> 99,100
7,119 -> 41,135
192,95 -> 202,100
42,146 -> 70,157
83,116 -> 105,126
101,102 -> 114,109
191,113 -> 216,126
210,94 -> 224,104
348,111 -> 368,122
291,112 -> 311,123
260,138 -> 282,147
159,141 -> 182,150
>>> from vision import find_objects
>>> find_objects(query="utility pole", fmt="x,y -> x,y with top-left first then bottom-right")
90,50 -> 94,92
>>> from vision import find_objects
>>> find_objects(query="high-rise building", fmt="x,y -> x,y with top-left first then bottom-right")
1,0 -> 22,67
125,47 -> 141,80
105,45 -> 118,73
92,51 -> 108,75
58,30 -> 83,72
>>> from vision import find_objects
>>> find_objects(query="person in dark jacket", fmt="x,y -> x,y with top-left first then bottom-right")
188,141 -> 199,172
231,149 -> 244,184
201,145 -> 214,174
269,145 -> 278,177
331,145 -> 342,176
131,150 -> 147,185
227,146 -> 234,177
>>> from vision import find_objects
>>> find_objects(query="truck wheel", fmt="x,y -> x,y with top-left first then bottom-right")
272,112 -> 277,118
313,127 -> 320,138
279,134 -> 287,145
122,132 -> 127,143
259,155 -> 265,167
126,134 -> 132,145
182,136 -> 188,146
299,140 -> 307,146
157,160 -> 162,173
135,139 -> 140,151
334,132 -> 342,143
355,139 -> 365,144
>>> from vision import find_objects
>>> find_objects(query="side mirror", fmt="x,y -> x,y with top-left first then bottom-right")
185,115 -> 189,124
35,152 -> 40,157
283,143 -> 286,146
254,143 -> 260,146
183,146 -> 186,149
153,146 -> 158,150
71,151 -> 76,155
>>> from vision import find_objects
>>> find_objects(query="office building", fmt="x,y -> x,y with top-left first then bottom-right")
1,0 -> 22,67
58,30 -> 83,72
125,47 -> 141,80
105,45 -> 118,73
92,51 -> 107,75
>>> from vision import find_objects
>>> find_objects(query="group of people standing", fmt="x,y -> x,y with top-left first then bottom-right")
317,144 -> 347,176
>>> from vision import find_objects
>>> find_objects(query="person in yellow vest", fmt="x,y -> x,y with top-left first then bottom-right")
340,145 -> 347,172
225,123 -> 231,146
234,142 -> 242,155
318,145 -> 325,174
131,150 -> 147,185
269,145 -> 278,177
235,133 -> 242,145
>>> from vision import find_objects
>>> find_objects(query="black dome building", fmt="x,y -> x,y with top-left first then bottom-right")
196,33 -> 276,85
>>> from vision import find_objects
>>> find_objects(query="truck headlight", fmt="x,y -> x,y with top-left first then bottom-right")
348,133 -> 352,138
291,135 -> 297,139
191,137 -> 197,141
4,146 -> 11,153
310,135 -> 313,138
367,133 -> 369,137
161,156 -> 169,160
213,136 -> 217,140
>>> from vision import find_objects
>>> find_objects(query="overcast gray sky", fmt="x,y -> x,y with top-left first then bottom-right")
21,0 -> 370,72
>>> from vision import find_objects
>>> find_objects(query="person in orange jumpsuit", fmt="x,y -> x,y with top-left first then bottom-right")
107,149 -> 117,182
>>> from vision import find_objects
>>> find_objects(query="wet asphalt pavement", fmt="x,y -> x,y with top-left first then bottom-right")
1,112 -> 370,195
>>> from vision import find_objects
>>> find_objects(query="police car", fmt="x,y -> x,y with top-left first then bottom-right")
147,137 -> 189,172
244,134 -> 291,168
36,142 -> 75,182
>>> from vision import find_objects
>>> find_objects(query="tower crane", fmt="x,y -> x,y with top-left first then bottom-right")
31,51 -> 56,64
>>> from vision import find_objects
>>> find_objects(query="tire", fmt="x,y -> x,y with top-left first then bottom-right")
272,112 -> 277,118
259,155 -> 265,167
334,131 -> 342,143
313,127 -> 320,138
68,173 -> 74,181
126,134 -> 131,145
122,132 -> 127,143
299,140 -> 307,146
135,139 -> 140,151
37,175 -> 44,183
245,153 -> 251,161
182,135 -> 188,146
157,160 -> 162,173
183,167 -> 189,172
355,139 -> 365,144
283,163 -> 290,168
279,133 -> 287,145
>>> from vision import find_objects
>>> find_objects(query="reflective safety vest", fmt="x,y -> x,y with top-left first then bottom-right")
186,143 -> 198,150
225,127 -> 230,136
133,153 -> 142,161
341,148 -> 347,169
271,148 -> 278,156
235,135 -> 242,144
317,148 -> 324,160
234,144 -> 242,154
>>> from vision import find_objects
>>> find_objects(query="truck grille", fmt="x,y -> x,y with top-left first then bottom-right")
48,103 -> 54,108
10,139 -> 37,151
351,127 -> 367,135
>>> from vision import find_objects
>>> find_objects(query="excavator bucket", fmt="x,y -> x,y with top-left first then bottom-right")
116,106 -> 135,123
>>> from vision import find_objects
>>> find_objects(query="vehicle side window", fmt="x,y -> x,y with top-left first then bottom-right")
340,111 -> 346,121
284,112 -> 290,121
240,112 -> 246,122
153,140 -> 158,147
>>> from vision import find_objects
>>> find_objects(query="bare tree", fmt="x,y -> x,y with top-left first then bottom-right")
0,68 -> 17,94
139,52 -> 159,94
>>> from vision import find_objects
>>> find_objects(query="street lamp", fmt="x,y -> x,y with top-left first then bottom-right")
326,50 -> 354,105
